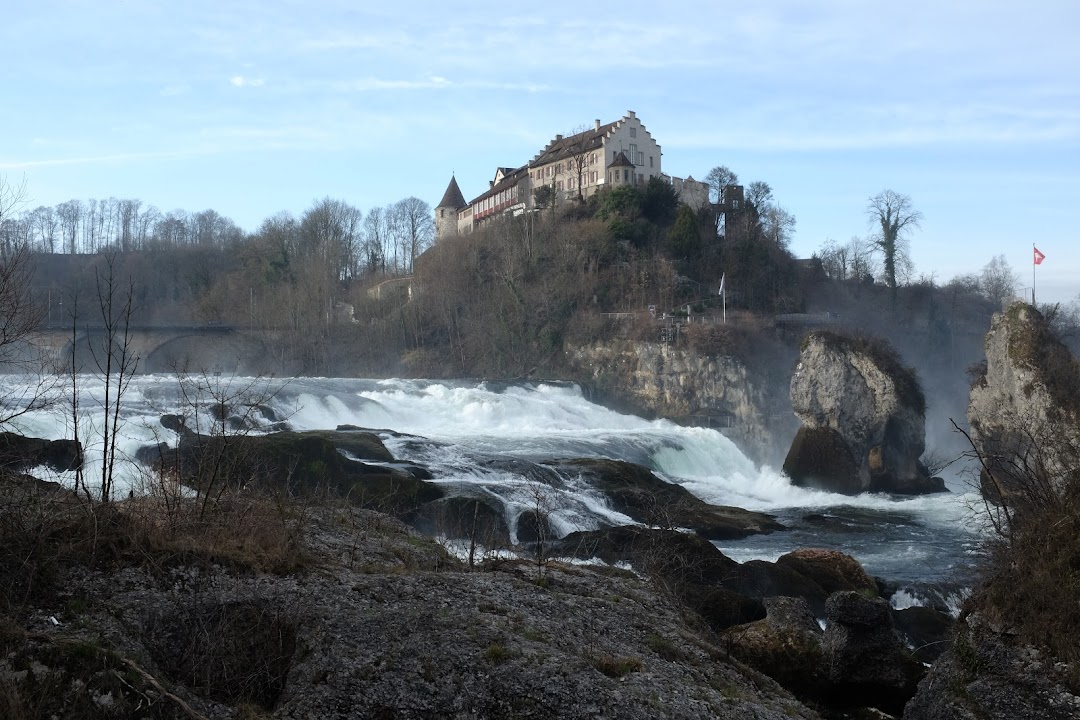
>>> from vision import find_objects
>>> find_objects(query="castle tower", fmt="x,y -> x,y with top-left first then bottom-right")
606,151 -> 635,187
435,175 -> 467,241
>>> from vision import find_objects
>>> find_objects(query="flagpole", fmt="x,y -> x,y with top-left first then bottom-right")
1033,243 -> 1037,306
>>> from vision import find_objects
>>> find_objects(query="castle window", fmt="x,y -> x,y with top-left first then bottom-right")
630,127 -> 637,138
649,156 -> 654,168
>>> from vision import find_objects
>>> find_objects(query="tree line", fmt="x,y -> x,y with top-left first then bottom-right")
0,177 -> 434,278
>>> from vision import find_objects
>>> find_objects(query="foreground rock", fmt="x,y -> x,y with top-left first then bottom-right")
784,331 -> 943,495
721,597 -> 826,699
556,527 -> 892,630
720,586 -> 925,714
138,427 -> 441,516
0,496 -> 821,720
0,432 -> 82,473
904,614 -> 1080,720
823,592 -> 923,715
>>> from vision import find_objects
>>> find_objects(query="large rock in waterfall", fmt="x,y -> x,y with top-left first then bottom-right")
967,302 -> 1080,503
783,331 -> 943,495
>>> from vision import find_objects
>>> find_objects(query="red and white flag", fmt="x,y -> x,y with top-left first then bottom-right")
1034,246 -> 1046,265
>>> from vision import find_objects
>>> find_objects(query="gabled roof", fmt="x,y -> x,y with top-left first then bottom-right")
607,151 -> 634,169
467,166 -> 528,206
530,122 -> 617,167
437,175 -> 467,210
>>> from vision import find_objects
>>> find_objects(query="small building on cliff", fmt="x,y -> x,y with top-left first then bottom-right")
435,111 -> 709,241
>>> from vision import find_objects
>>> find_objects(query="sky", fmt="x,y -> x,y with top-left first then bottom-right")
2,1 -> 1078,303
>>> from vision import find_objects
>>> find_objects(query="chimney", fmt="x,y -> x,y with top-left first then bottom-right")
556,134 -> 563,141
626,110 -> 636,119
594,119 -> 601,130
489,181 -> 494,188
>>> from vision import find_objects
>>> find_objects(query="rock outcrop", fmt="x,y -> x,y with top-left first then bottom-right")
0,498 -> 823,720
138,427 -> 442,516
784,331 -> 943,495
568,340 -> 796,464
554,457 -> 784,540
904,614 -> 1080,720
0,432 -> 82,473
967,302 -> 1080,502
721,584 -> 926,714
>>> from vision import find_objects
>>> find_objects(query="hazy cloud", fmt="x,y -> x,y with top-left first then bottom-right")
230,75 -> 265,88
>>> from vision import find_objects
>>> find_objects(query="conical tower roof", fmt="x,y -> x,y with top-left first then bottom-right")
438,175 -> 467,210
607,151 -> 634,169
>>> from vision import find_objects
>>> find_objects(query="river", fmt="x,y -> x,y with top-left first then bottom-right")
3,374 -> 984,612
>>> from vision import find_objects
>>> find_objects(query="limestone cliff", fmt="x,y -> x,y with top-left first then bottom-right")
567,341 -> 794,464
967,302 -> 1080,500
783,332 -> 940,495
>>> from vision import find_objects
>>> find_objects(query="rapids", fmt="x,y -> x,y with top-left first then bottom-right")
1,375 -> 984,610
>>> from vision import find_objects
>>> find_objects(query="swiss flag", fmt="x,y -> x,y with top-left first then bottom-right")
1034,246 -> 1046,265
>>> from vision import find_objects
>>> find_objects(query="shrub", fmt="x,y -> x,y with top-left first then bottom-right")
591,653 -> 644,678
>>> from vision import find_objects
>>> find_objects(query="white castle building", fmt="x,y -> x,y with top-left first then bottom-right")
436,111 -> 709,241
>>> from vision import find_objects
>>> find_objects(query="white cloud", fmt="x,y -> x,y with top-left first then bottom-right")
230,75 -> 265,88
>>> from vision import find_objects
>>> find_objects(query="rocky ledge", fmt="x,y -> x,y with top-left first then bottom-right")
0,480 -> 821,720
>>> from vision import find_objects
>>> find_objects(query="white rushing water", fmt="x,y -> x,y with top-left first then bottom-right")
1,374 -> 985,600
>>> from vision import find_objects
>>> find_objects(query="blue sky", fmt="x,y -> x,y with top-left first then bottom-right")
3,1 -> 1078,302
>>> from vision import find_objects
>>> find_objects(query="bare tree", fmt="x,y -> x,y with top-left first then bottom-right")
563,125 -> 598,202
87,255 -> 140,502
300,197 -> 363,282
389,197 -> 434,274
705,165 -> 739,205
979,254 -> 1019,307
28,206 -> 59,253
0,175 -> 29,257
0,248 -> 57,428
867,190 -> 921,301
56,199 -> 83,254
761,204 -> 796,248
361,206 -> 388,276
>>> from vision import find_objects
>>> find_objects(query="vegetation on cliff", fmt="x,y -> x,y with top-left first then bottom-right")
803,330 -> 925,415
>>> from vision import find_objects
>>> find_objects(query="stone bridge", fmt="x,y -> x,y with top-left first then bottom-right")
35,324 -> 278,375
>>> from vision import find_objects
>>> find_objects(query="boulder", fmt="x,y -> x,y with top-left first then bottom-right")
727,549 -> 879,618
136,429 -> 440,516
822,591 -> 923,715
0,432 -> 82,473
783,426 -> 860,494
557,457 -> 784,540
555,526 -> 764,629
775,548 -> 878,596
891,605 -> 954,663
785,332 -> 937,495
515,508 -> 559,545
407,496 -> 510,547
721,596 -> 825,699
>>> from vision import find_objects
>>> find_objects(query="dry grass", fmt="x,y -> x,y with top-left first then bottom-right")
0,479 -> 309,613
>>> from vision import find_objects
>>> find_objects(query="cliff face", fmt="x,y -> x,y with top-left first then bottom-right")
968,302 -> 1080,499
783,332 -> 939,495
567,341 -> 793,464
904,303 -> 1080,719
